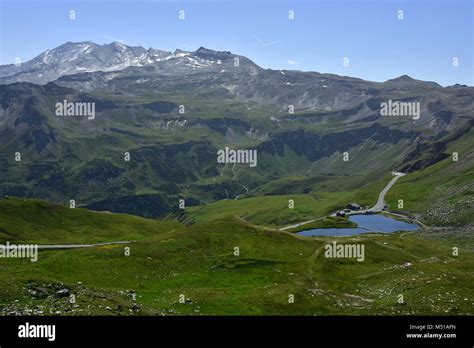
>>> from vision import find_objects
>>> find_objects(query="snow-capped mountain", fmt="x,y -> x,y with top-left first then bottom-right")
0,41 -> 237,84
1,40 -> 469,131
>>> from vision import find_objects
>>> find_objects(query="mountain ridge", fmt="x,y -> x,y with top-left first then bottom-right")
0,41 -> 461,88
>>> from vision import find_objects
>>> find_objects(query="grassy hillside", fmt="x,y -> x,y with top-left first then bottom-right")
386,129 -> 474,226
0,199 -> 473,316
0,197 -> 182,244
185,193 -> 353,227
185,172 -> 392,228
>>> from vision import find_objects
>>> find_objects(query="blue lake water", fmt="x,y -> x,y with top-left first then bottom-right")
297,214 -> 420,237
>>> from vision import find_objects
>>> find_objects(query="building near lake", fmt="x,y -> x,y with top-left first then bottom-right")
347,203 -> 361,211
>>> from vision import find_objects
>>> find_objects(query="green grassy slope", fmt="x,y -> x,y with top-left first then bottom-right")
0,197 -> 182,244
185,172 -> 392,227
386,129 -> 474,226
185,193 -> 354,227
0,199 -> 472,316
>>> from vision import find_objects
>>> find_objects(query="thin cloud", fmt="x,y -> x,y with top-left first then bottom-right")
176,42 -> 197,50
254,36 -> 280,47
100,35 -> 127,44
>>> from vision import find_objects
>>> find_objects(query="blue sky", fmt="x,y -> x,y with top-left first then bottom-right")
0,0 -> 472,86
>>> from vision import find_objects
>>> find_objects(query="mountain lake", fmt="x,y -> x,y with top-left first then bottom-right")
297,214 -> 420,237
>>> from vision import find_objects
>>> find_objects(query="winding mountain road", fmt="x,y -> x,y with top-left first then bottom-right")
368,172 -> 406,212
279,218 -> 323,231
33,241 -> 133,250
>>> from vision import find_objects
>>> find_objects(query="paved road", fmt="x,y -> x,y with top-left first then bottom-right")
368,172 -> 406,212
279,218 -> 322,231
34,241 -> 133,250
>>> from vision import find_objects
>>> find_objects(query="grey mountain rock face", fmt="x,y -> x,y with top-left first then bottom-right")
1,41 -> 457,116
0,42 -> 183,84
0,42 -> 262,85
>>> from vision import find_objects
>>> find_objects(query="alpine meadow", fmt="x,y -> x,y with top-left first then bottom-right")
0,0 -> 473,323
